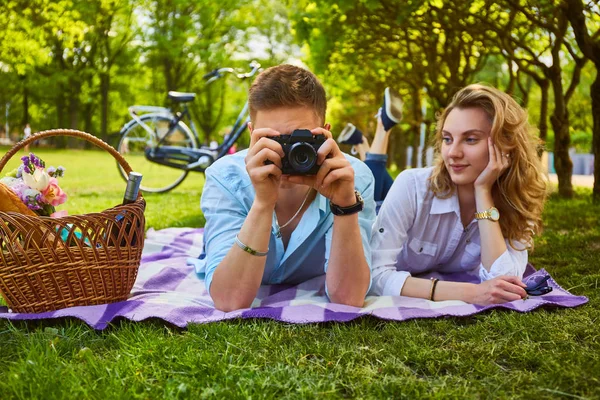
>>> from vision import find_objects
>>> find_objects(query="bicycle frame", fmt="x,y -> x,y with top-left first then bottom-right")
118,61 -> 260,184
127,70 -> 255,153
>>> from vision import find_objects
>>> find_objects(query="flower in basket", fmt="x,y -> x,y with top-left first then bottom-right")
0,153 -> 67,217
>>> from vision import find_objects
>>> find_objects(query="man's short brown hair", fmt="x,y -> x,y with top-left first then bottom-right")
248,64 -> 327,124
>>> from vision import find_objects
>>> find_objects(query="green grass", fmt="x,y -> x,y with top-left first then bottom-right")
1,147 -> 599,399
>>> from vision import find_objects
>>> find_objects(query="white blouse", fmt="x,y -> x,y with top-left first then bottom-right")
369,167 -> 528,296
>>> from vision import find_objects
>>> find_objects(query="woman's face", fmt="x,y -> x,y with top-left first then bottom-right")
441,107 -> 493,187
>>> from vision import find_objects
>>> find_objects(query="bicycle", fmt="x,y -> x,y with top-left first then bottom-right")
116,61 -> 261,193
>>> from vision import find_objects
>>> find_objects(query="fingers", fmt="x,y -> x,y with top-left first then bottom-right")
488,137 -> 497,165
246,147 -> 284,170
316,138 -> 341,165
488,138 -> 511,179
322,166 -> 354,189
501,275 -> 527,288
485,276 -> 527,303
246,136 -> 284,160
493,290 -> 523,303
311,127 -> 333,140
247,163 -> 282,183
249,128 -> 281,149
496,279 -> 527,299
315,157 -> 350,188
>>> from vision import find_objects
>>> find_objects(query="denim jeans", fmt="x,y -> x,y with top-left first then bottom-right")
364,152 -> 393,213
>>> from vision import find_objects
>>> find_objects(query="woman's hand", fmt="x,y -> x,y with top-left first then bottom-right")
469,276 -> 527,305
474,138 -> 510,192
245,128 -> 284,209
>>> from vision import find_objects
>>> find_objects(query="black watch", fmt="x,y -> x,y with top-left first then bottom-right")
330,190 -> 364,216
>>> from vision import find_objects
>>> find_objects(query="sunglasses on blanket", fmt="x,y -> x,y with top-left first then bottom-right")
525,275 -> 553,296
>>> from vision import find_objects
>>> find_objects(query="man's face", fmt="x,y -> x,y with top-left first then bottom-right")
250,106 -> 324,189
251,106 -> 322,134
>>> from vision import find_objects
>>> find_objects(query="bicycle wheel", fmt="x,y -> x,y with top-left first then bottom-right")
117,113 -> 198,193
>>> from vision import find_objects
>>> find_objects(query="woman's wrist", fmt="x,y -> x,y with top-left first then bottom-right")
460,283 -> 478,303
474,187 -> 494,210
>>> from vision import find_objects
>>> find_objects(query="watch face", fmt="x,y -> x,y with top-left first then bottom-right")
490,208 -> 500,221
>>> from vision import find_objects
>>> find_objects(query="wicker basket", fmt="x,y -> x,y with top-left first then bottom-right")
0,129 -> 146,313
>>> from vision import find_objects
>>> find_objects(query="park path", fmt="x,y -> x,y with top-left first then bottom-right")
548,173 -> 594,188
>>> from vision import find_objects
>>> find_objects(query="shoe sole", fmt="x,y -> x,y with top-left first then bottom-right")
337,123 -> 362,144
385,87 -> 404,123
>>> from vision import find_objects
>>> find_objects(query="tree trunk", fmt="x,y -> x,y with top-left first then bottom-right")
100,72 -> 110,141
21,78 -> 29,126
549,74 -> 573,198
538,80 -> 549,157
592,74 -> 600,202
410,88 -> 422,168
421,121 -> 432,167
391,126 -> 407,173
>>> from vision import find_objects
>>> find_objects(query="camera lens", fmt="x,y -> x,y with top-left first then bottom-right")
288,142 -> 317,173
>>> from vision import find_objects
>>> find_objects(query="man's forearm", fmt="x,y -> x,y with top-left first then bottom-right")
326,213 -> 370,307
211,202 -> 273,311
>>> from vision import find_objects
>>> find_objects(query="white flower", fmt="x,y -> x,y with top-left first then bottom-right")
23,188 -> 41,199
22,168 -> 50,191
0,177 -> 17,187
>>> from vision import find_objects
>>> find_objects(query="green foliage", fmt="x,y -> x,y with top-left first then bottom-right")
0,0 -> 596,180
0,0 -> 294,145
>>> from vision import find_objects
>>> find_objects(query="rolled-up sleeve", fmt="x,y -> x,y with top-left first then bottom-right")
369,170 -> 417,296
478,240 -> 528,281
201,168 -> 249,295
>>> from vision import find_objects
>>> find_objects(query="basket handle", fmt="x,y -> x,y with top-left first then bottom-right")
0,129 -> 133,175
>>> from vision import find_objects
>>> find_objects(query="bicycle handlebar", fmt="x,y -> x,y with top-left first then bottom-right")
203,61 -> 261,84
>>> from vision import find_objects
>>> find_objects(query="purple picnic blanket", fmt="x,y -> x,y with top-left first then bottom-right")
0,228 -> 588,330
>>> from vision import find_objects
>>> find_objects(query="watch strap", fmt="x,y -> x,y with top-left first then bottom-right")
330,190 -> 364,216
474,210 -> 490,220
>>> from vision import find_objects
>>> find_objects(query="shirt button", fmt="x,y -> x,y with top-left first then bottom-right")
466,239 -> 471,244
379,228 -> 384,233
419,247 -> 423,252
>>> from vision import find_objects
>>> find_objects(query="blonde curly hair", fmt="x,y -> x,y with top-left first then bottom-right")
429,84 -> 547,249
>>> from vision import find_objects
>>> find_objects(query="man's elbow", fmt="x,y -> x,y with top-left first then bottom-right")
211,292 -> 254,312
328,289 -> 367,308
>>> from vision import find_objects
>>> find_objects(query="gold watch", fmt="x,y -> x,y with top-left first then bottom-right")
475,207 -> 500,222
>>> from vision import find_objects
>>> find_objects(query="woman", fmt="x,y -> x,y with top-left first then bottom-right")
369,84 -> 547,305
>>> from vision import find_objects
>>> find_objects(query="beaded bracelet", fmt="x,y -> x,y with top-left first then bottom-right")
235,234 -> 268,257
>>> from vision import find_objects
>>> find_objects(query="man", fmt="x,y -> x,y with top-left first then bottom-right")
196,64 -> 375,312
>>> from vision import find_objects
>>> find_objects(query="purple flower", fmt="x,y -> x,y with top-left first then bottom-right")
47,166 -> 56,177
24,165 -> 31,174
20,156 -> 29,163
16,165 -> 23,178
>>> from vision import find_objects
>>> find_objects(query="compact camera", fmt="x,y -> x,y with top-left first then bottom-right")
266,129 -> 326,175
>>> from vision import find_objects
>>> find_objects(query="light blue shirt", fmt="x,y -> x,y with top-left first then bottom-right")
193,149 -> 376,296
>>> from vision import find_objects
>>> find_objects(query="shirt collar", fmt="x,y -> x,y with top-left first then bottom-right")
430,190 -> 460,216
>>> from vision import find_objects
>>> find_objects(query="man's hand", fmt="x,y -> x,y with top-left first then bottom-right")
245,128 -> 285,208
284,127 -> 356,207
